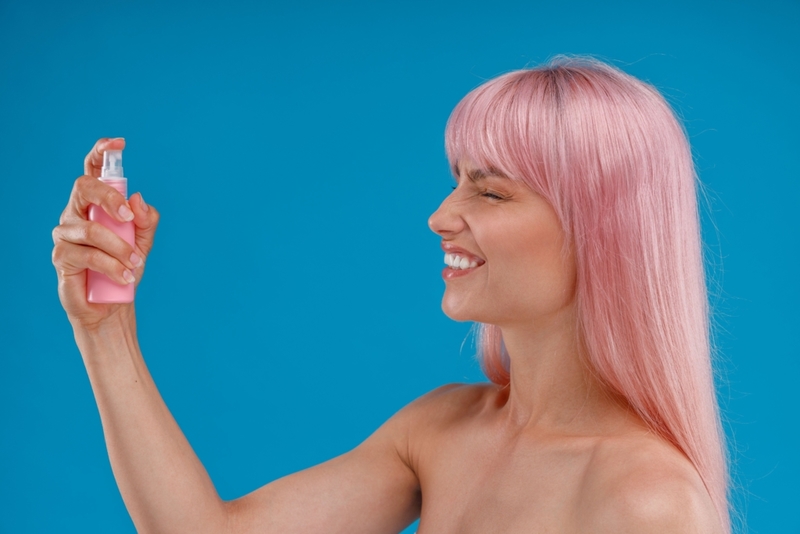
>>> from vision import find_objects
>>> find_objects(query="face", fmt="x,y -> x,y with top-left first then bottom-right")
428,161 -> 577,327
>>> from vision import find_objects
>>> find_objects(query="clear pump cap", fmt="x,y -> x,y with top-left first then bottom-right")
101,150 -> 124,179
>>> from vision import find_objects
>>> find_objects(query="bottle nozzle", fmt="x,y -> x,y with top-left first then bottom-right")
101,150 -> 124,179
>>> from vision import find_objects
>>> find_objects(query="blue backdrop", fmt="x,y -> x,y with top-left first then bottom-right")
1,0 -> 797,532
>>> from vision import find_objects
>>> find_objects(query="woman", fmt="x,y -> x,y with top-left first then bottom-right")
51,55 -> 731,533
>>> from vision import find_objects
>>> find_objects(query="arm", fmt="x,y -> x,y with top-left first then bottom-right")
74,312 -> 229,533
226,401 -> 421,533
75,312 -> 421,534
54,138 -> 421,533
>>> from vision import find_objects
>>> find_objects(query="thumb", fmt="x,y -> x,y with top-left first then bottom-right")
129,192 -> 160,259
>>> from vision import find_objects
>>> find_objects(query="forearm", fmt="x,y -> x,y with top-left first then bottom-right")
74,310 -> 229,534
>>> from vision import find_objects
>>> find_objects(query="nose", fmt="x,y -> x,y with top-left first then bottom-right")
428,193 -> 465,237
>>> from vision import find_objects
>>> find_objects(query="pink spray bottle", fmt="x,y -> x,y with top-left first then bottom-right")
87,149 -> 135,303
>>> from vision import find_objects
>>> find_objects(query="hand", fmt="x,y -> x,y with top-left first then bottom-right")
52,138 -> 160,331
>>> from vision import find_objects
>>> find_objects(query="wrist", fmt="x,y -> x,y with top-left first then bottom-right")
72,307 -> 140,364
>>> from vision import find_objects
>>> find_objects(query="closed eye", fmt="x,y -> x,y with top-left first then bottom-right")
481,191 -> 505,200
450,185 -> 507,201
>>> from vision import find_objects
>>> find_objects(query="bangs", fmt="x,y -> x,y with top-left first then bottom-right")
444,70 -> 561,203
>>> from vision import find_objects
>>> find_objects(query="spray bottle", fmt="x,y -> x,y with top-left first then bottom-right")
87,149 -> 135,303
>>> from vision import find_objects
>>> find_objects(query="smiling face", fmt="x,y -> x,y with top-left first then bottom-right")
428,161 -> 577,327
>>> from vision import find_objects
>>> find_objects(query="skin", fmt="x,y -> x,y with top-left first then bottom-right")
52,140 -> 724,533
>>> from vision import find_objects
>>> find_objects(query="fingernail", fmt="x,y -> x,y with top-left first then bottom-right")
130,252 -> 143,268
123,270 -> 136,284
140,194 -> 149,212
103,137 -> 122,147
118,204 -> 134,221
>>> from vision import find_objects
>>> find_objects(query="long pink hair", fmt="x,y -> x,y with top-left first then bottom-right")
445,55 -> 731,531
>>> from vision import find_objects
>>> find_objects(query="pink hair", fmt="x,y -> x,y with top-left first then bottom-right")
445,55 -> 731,531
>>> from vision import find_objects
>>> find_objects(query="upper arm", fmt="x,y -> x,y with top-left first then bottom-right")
222,393 -> 431,534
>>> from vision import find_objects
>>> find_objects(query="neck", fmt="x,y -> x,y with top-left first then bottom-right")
497,304 -> 638,436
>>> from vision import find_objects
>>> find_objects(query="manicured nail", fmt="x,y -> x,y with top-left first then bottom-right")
118,204 -> 134,221
130,252 -> 143,268
140,194 -> 149,212
123,270 -> 136,284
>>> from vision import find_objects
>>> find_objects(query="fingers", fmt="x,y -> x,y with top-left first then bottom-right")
55,139 -> 158,291
128,192 -> 161,259
84,137 -> 125,178
52,219 -> 142,277
53,243 -> 136,287
61,175 -> 134,225
64,138 -> 130,225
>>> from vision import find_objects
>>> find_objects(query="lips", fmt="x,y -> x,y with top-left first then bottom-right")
440,241 -> 485,280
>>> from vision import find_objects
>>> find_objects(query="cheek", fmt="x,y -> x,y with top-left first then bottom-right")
480,218 -> 574,312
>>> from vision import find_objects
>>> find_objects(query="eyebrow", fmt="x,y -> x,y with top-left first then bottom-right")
454,164 -> 510,183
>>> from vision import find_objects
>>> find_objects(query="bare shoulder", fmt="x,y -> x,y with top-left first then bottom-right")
577,433 -> 724,533
374,382 -> 496,448
381,382 -> 497,451
396,382 -> 498,427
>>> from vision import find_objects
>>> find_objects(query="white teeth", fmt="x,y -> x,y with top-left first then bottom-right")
444,252 -> 481,270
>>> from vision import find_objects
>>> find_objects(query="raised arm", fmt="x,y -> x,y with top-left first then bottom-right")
52,139 -> 421,533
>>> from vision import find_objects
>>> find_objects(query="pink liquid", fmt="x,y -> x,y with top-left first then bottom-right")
87,179 -> 135,303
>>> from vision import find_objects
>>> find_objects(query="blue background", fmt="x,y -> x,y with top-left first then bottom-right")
1,0 -> 797,532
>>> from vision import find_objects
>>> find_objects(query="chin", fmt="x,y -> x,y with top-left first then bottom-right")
441,295 -> 486,323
